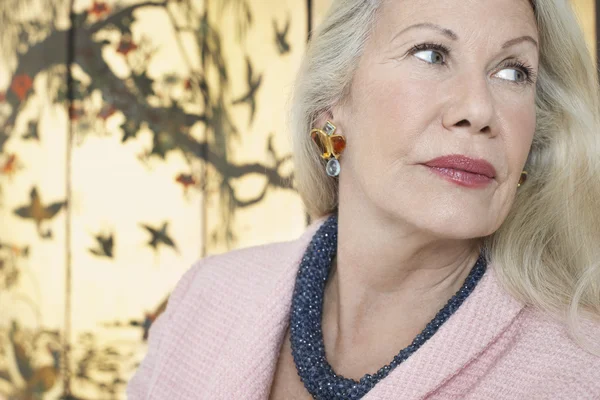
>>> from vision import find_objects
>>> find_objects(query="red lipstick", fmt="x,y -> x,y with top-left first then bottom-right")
423,155 -> 496,188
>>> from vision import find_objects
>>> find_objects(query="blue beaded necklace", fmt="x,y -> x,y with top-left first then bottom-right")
290,214 -> 487,400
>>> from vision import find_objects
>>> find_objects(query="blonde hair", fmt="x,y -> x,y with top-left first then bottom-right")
290,0 -> 600,352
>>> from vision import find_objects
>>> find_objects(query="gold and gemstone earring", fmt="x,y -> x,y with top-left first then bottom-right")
518,171 -> 528,187
310,121 -> 346,177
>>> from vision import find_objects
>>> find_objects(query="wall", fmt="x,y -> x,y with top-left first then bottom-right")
0,0 -> 596,398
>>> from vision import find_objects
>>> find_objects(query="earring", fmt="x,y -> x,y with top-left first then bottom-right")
518,171 -> 528,187
310,120 -> 346,177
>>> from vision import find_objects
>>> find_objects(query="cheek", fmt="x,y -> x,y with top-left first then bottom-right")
499,98 -> 536,169
346,69 -> 442,161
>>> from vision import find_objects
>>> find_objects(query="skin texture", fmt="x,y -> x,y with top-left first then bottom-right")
270,0 -> 539,397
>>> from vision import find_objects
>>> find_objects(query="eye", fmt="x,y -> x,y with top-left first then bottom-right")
494,61 -> 536,85
415,50 -> 444,64
495,69 -> 525,82
409,43 -> 449,65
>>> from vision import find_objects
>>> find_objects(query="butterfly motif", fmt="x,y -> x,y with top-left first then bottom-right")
310,121 -> 346,160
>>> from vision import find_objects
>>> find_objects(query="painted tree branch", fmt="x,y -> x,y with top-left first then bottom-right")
88,1 -> 168,34
1,1 -> 295,201
0,29 -> 67,138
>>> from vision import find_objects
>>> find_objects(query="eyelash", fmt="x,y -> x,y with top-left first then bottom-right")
407,42 -> 537,85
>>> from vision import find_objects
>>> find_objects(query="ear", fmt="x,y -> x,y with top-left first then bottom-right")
314,100 -> 348,128
312,109 -> 335,131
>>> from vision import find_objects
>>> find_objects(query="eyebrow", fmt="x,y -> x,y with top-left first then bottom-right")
501,35 -> 538,49
392,23 -> 458,41
391,23 -> 538,49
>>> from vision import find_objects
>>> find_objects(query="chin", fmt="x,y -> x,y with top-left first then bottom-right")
388,203 -> 497,240
421,221 -> 491,240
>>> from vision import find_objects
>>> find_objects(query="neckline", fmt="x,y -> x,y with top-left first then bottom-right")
289,213 -> 488,400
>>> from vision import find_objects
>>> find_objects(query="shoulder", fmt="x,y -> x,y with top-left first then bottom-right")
516,307 -> 600,390
168,214 -> 330,310
519,307 -> 600,360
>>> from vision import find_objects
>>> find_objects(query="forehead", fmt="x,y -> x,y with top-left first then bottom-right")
375,0 -> 538,42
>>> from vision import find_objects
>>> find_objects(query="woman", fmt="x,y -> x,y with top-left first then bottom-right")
128,0 -> 600,398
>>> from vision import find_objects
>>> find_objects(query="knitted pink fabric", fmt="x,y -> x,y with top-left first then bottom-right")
127,216 -> 600,399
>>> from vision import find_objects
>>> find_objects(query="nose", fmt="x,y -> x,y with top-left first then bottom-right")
442,73 -> 496,136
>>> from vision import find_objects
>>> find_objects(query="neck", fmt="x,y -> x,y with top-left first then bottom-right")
323,204 -> 481,346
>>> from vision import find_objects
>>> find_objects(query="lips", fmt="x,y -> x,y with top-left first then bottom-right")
423,155 -> 496,179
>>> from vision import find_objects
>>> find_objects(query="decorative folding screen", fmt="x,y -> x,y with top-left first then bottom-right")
0,0 -> 596,398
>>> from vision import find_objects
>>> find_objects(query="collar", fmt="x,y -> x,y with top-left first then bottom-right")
207,215 -> 525,399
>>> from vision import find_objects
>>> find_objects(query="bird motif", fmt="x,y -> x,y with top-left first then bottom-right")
128,296 -> 169,341
140,221 -> 178,254
232,57 -> 262,127
89,232 -> 114,258
0,240 -> 29,258
7,321 -> 61,398
142,297 -> 168,340
10,321 -> 33,382
23,344 -> 61,397
273,16 -> 291,55
13,187 -> 66,239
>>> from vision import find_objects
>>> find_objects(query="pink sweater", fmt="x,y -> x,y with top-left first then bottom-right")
127,216 -> 600,399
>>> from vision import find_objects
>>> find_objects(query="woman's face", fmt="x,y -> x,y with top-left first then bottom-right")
334,0 -> 538,239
